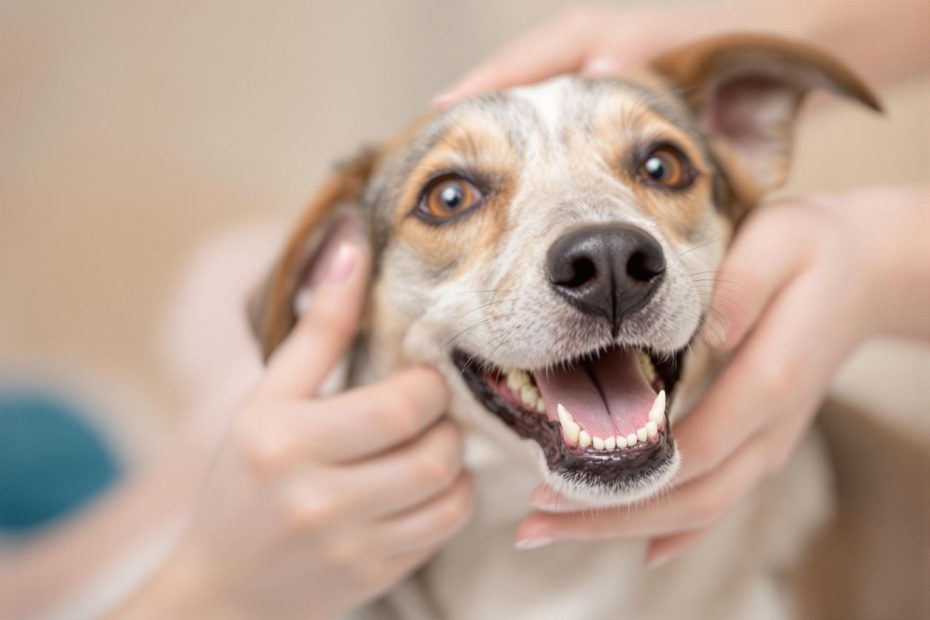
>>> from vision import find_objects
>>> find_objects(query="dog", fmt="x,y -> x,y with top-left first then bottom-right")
248,34 -> 879,619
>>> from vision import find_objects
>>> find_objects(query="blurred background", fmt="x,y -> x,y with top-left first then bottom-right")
0,0 -> 927,616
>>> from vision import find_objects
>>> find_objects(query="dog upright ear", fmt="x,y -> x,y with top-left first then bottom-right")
649,33 -> 881,217
247,148 -> 379,361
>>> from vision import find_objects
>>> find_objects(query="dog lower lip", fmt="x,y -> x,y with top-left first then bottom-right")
452,345 -> 683,485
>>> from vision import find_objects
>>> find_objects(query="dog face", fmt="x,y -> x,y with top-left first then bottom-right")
250,35 -> 878,504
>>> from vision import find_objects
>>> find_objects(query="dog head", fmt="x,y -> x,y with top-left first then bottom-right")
249,34 -> 879,505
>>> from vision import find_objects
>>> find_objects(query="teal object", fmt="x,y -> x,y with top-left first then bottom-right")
0,389 -> 121,534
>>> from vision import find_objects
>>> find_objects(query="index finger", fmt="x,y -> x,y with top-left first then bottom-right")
275,366 -> 451,464
261,230 -> 371,399
432,8 -> 598,109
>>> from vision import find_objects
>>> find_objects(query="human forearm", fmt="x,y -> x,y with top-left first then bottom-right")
854,185 -> 930,340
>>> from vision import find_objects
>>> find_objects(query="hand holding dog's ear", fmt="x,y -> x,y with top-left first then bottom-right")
127,229 -> 474,620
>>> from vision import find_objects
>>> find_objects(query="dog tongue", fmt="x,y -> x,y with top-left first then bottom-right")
535,348 -> 656,438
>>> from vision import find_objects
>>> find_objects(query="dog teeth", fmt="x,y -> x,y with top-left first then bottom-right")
556,404 -> 581,447
646,420 -> 658,438
557,397 -> 668,452
578,430 -> 592,449
648,389 -> 666,423
535,399 -> 546,413
639,350 -> 657,384
520,385 -> 539,407
506,368 -> 530,391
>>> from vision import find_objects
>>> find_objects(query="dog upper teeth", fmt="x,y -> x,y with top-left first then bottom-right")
648,390 -> 666,424
639,351 -> 657,384
507,369 -> 530,390
506,368 -> 547,414
555,389 -> 668,452
556,404 -> 581,447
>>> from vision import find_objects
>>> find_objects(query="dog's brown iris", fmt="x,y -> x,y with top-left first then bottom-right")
639,146 -> 690,189
423,176 -> 482,220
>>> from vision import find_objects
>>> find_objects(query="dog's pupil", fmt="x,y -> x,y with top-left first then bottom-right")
440,185 -> 463,209
644,157 -> 666,180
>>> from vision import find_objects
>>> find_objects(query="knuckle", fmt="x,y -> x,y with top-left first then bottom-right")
242,431 -> 289,476
415,447 -> 461,490
323,538 -> 363,571
377,392 -> 420,437
761,364 -> 800,400
434,484 -> 473,533
564,5 -> 598,27
285,490 -> 339,534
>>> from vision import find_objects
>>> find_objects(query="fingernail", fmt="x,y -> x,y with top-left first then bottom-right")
514,536 -> 553,551
645,549 -> 674,571
324,241 -> 359,285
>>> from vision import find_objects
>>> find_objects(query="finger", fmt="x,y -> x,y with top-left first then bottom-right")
432,9 -> 599,108
706,204 -> 812,352
514,434 -> 767,545
262,367 -> 450,465
674,270 -> 833,486
644,526 -> 710,570
373,472 -> 475,554
334,419 -> 465,518
528,485 -> 594,513
261,225 -> 371,398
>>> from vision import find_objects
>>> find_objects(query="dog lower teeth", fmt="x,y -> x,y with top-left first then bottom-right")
556,390 -> 666,451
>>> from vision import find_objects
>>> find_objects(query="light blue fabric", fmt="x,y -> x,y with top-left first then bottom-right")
0,389 -> 121,534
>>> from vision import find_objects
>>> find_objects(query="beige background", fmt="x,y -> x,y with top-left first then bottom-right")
1,1 -> 928,452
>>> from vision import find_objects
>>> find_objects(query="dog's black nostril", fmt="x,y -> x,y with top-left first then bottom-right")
546,224 -> 666,332
558,257 -> 596,288
626,250 -> 664,282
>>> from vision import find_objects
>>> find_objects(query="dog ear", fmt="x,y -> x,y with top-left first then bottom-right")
649,33 -> 881,217
247,148 -> 379,361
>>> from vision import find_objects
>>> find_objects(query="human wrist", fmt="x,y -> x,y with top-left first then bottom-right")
113,543 -> 240,620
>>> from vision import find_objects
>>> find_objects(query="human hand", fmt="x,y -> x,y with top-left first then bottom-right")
432,3 -> 807,109
126,224 -> 474,620
513,187 -> 930,566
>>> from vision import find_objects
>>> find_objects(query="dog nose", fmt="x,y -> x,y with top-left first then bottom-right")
546,224 -> 665,333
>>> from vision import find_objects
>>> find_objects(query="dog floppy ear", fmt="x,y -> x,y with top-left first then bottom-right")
649,33 -> 881,217
247,148 -> 379,361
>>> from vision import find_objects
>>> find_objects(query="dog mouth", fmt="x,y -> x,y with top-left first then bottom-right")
452,344 -> 684,488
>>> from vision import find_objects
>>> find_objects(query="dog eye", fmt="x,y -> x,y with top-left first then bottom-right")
420,176 -> 483,221
638,146 -> 692,189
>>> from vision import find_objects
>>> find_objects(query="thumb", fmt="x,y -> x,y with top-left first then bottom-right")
261,219 -> 371,398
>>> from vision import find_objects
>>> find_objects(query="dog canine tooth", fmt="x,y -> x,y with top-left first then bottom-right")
579,430 -> 592,449
626,433 -> 637,447
557,404 -> 581,446
648,390 -> 666,423
604,436 -> 616,451
646,420 -> 658,439
592,436 -> 605,451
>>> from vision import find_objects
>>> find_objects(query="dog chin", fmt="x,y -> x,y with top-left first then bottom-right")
537,448 -> 681,506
